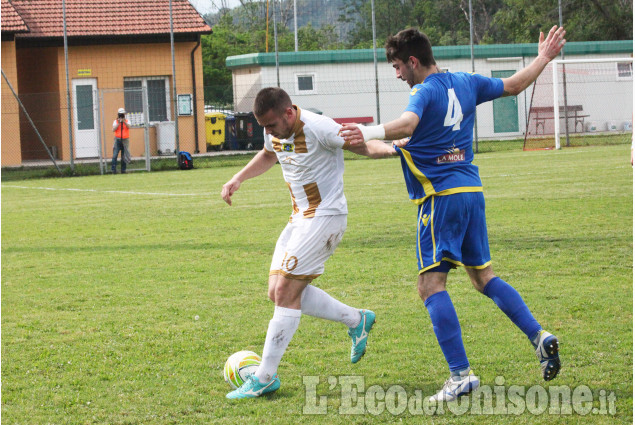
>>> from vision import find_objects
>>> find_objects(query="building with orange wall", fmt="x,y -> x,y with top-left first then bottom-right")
1,0 -> 29,166
1,0 -> 212,166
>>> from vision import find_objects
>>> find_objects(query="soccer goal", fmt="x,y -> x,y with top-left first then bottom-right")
523,58 -> 633,150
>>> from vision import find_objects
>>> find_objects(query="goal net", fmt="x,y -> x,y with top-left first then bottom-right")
523,58 -> 633,150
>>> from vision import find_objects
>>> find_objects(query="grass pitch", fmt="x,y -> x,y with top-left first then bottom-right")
2,144 -> 632,424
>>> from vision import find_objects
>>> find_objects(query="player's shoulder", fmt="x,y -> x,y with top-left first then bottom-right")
456,71 -> 492,83
444,71 -> 482,84
300,107 -> 333,124
297,107 -> 344,150
299,108 -> 339,133
409,81 -> 431,98
447,71 -> 495,92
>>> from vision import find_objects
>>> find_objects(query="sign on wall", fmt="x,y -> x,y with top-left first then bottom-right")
177,94 -> 193,116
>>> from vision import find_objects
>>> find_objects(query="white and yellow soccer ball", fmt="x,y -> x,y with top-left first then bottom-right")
223,350 -> 261,389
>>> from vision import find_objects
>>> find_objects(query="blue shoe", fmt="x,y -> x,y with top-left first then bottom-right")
348,309 -> 376,363
226,374 -> 281,399
428,369 -> 480,402
534,330 -> 560,381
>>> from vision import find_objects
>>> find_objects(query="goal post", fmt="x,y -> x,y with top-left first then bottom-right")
524,57 -> 633,151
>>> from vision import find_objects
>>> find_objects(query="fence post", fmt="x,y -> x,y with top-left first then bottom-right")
142,85 -> 151,172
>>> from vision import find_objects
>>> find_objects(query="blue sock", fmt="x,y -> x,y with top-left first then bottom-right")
424,291 -> 470,372
483,277 -> 542,341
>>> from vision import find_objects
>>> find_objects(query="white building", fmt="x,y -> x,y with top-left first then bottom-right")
227,40 -> 633,140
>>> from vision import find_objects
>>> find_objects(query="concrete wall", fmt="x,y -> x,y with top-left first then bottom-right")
8,39 -> 206,163
232,52 -> 633,140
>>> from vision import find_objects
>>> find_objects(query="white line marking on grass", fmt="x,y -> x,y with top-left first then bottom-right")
475,145 -> 626,160
2,185 -> 201,196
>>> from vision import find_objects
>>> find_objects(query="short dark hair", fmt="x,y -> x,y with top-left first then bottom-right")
385,28 -> 436,67
253,87 -> 292,118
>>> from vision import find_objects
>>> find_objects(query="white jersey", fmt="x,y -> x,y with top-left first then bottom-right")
264,106 -> 350,221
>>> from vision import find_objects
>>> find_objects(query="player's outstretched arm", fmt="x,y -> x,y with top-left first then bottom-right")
221,148 -> 278,206
346,139 -> 398,159
340,111 -> 420,144
501,26 -> 566,96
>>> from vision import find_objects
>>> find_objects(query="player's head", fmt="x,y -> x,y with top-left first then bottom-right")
253,87 -> 296,139
385,28 -> 436,88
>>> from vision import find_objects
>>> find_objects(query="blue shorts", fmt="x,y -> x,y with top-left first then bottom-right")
416,191 -> 491,274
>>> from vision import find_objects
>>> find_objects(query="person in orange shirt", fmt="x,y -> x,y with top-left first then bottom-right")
112,107 -> 131,174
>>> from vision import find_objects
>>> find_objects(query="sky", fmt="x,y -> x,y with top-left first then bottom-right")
188,0 -> 242,16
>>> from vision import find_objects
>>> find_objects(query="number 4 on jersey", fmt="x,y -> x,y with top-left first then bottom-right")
444,88 -> 463,131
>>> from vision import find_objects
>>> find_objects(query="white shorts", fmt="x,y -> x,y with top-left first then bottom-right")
270,215 -> 347,280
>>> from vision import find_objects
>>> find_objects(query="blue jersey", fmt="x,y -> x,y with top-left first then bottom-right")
395,72 -> 504,203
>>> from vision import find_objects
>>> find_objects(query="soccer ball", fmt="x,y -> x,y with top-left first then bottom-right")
224,350 -> 261,389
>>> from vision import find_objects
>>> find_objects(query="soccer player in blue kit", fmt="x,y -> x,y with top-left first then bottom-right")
340,26 -> 566,402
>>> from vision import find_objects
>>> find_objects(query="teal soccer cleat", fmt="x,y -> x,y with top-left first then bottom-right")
534,330 -> 561,381
226,374 -> 281,400
348,309 -> 376,363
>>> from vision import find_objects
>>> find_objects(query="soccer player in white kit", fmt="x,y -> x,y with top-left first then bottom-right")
221,87 -> 396,399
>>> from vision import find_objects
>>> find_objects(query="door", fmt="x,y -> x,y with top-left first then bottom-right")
72,78 -> 100,158
492,70 -> 519,133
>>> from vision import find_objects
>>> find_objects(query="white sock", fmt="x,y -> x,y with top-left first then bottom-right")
255,306 -> 301,384
300,285 -> 361,328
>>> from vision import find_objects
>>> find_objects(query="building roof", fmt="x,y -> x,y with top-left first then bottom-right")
11,0 -> 211,39
1,0 -> 29,33
227,40 -> 634,69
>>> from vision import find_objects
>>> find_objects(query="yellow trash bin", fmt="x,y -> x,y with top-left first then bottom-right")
205,112 -> 226,151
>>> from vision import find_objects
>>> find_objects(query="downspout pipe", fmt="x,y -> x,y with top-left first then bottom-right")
191,35 -> 201,153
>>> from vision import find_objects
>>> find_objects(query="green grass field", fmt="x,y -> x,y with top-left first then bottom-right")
2,145 -> 632,424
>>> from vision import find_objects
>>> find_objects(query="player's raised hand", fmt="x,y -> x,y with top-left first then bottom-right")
221,178 -> 241,206
538,25 -> 566,62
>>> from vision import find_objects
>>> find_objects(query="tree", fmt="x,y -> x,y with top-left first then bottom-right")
201,0 -> 632,106
340,0 -> 632,46
202,13 -> 256,106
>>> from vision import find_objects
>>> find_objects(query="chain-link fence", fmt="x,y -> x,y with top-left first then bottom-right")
523,59 -> 633,150
2,0 -> 633,183
3,70 -> 632,181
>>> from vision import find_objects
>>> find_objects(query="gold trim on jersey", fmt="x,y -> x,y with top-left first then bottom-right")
430,196 -> 436,263
400,148 -> 435,197
303,182 -> 322,218
291,106 -> 308,153
272,137 -> 282,152
286,182 -> 299,215
417,202 -> 424,267
418,259 -> 492,274
269,269 -> 321,281
410,186 -> 484,205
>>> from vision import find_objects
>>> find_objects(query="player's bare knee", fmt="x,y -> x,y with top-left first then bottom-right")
267,287 -> 276,303
417,275 -> 446,301
267,275 -> 278,303
471,279 -> 487,293
417,280 -> 428,300
466,267 -> 495,293
469,275 -> 488,293
273,279 -> 295,303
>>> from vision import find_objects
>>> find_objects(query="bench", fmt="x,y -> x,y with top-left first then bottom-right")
530,105 -> 589,134
332,116 -> 374,125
